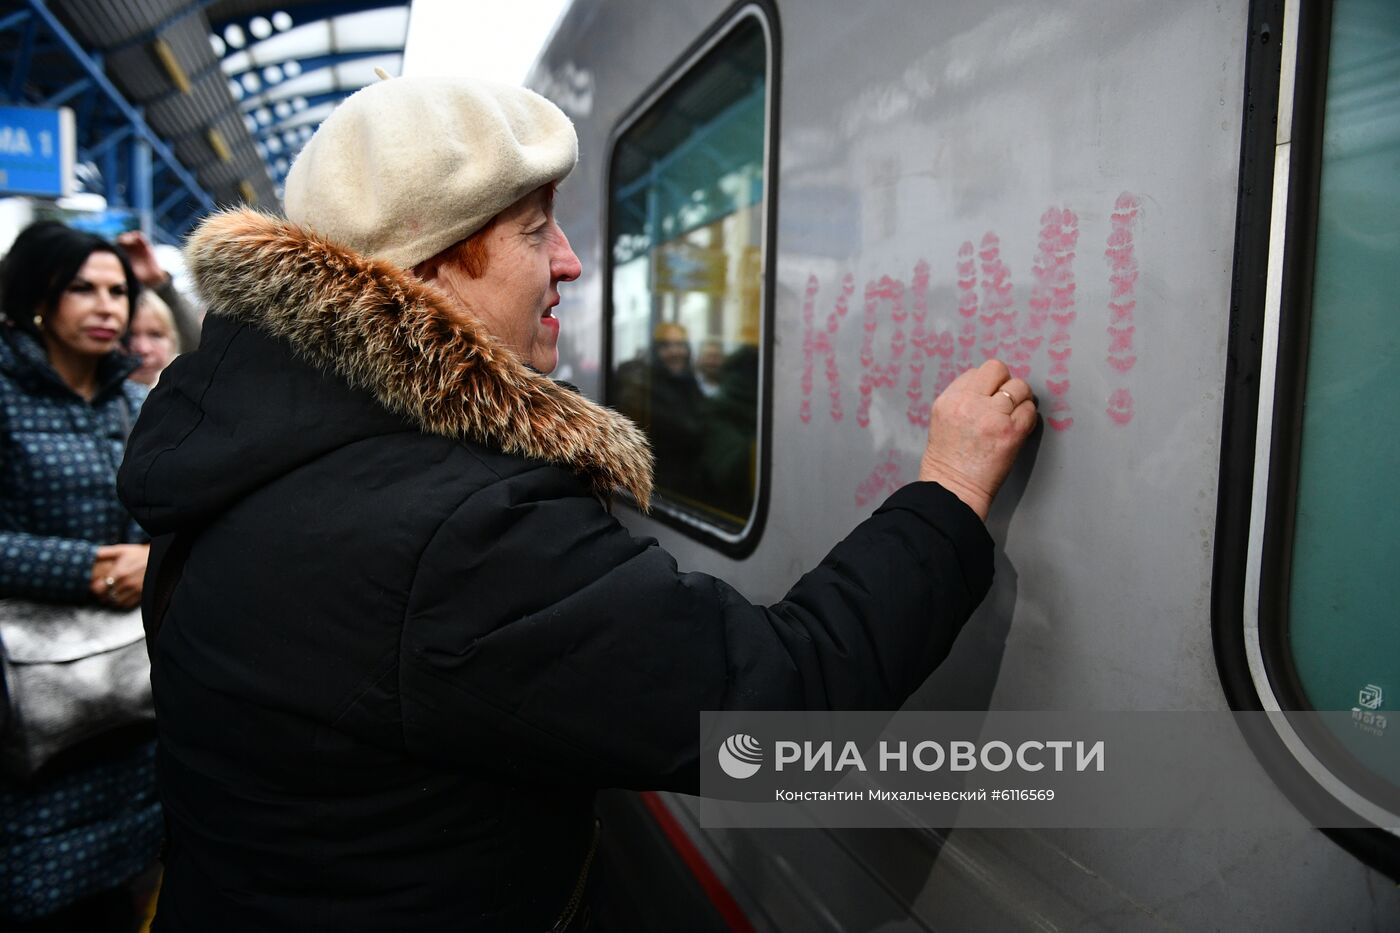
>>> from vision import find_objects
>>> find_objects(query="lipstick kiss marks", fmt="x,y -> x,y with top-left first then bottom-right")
956,240 -> 980,371
795,194 -> 1139,502
800,272 -> 855,424
979,233 -> 1017,366
857,276 -> 905,428
1030,207 -> 1081,432
855,448 -> 905,507
1104,193 -> 1141,425
904,260 -> 953,428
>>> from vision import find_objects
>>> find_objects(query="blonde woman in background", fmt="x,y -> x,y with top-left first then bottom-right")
127,289 -> 180,386
115,231 -> 202,355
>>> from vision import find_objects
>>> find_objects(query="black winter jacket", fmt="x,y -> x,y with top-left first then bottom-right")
117,210 -> 994,932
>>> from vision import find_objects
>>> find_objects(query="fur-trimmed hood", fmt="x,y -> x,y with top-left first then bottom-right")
182,208 -> 652,507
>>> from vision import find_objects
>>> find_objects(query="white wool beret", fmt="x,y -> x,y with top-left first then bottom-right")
283,75 -> 577,270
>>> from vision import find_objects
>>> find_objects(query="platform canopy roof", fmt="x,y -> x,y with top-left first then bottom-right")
1,0 -> 409,241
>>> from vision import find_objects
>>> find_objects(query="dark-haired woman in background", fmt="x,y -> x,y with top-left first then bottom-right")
0,221 -> 162,931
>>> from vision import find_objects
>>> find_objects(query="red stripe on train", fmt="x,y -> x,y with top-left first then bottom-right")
638,791 -> 755,933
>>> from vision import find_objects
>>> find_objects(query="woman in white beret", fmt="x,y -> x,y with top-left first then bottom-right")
118,75 -> 1037,932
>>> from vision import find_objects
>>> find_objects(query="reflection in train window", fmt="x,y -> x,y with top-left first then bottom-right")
1270,0 -> 1400,802
606,13 -> 769,537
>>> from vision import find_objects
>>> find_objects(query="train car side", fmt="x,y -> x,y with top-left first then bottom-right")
532,0 -> 1400,928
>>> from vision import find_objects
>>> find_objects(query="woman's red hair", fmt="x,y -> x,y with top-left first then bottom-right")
411,183 -> 558,281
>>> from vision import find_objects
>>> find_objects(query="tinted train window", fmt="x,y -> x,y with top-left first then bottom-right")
1284,0 -> 1400,774
1220,0 -> 1400,857
606,12 -> 771,543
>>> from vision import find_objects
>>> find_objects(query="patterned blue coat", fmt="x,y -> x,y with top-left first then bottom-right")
0,326 -> 162,921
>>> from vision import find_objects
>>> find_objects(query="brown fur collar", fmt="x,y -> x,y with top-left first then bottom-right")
185,208 -> 652,508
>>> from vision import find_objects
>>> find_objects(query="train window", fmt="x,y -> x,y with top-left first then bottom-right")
1283,0 -> 1399,754
604,8 -> 773,549
1219,0 -> 1400,869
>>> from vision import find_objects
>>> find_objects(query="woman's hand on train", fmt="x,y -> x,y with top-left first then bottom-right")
917,359 -> 1037,521
90,543 -> 150,610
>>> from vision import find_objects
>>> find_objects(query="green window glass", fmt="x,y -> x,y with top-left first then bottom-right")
606,14 -> 769,538
1286,0 -> 1399,782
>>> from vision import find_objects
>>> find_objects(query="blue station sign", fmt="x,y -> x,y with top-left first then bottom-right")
0,106 -> 76,198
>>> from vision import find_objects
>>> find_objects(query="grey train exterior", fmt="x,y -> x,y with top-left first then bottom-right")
528,0 -> 1400,928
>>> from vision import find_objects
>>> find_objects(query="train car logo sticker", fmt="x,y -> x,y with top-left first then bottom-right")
719,733 -> 764,779
1358,684 -> 1383,710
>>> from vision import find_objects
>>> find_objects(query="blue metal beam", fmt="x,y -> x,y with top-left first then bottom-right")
41,77 -> 92,107
0,10 -> 32,34
173,207 -> 204,238
75,71 -> 101,129
154,193 -> 193,227
131,136 -> 152,232
102,141 -> 121,206
81,123 -> 133,162
151,224 -> 182,247
155,185 -> 189,218
8,16 -> 37,101
22,0 -> 215,212
0,10 -> 31,35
